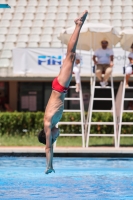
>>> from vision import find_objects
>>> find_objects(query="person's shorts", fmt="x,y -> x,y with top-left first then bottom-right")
96,64 -> 112,74
52,77 -> 69,93
125,65 -> 133,75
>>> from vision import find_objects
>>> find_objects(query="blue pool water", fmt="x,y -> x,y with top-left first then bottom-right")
0,157 -> 133,200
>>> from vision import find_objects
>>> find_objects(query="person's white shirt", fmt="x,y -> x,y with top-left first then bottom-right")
94,48 -> 114,64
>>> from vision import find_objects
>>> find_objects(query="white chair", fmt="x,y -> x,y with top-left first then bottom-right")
4,7 -> 15,14
28,42 -> 39,47
36,6 -> 47,13
68,6 -> 79,13
66,20 -> 75,27
39,42 -> 50,47
100,20 -> 111,25
1,50 -> 12,59
69,0 -> 80,6
40,35 -> 52,42
101,6 -> 111,13
8,27 -> 19,34
0,43 -> 3,50
17,0 -> 27,6
51,41 -> 62,47
55,20 -> 66,27
0,20 -> 10,28
3,42 -> 15,50
49,0 -> 59,6
89,19 -> 99,23
25,6 -> 36,13
111,19 -> 122,27
31,27 -> 42,35
91,0 -> 101,6
58,6 -> 68,13
114,27 -> 121,33
0,35 -> 6,42
15,6 -> 25,13
10,20 -> 21,27
46,13 -> 56,20
123,0 -> 133,5
68,13 -> 78,20
28,0 -> 38,6
56,13 -> 67,20
29,35 -> 40,42
38,0 -> 48,6
2,13 -> 12,20
123,20 -> 133,27
7,0 -> 17,6
79,6 -> 90,13
112,13 -> 122,20
6,35 -> 17,42
24,13 -> 34,20
32,20 -> 44,27
113,0 -> 122,6
44,20 -> 55,27
59,0 -> 69,6
102,0 -> 112,6
17,35 -> 29,42
13,13 -> 23,20
123,13 -> 133,20
101,13 -> 111,20
90,6 -> 100,13
90,13 -> 100,20
0,28 -> 8,34
47,6 -> 57,13
0,9 -> 4,14
52,35 -> 59,42
123,6 -> 133,13
43,27 -> 53,34
80,0 -> 90,6
21,20 -> 33,27
112,6 -> 122,13
16,42 -> 27,48
0,59 -> 10,67
35,13 -> 45,20
53,27 -> 62,34
19,27 -> 30,34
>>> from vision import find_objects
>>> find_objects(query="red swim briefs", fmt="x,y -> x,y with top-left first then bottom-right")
52,77 -> 69,93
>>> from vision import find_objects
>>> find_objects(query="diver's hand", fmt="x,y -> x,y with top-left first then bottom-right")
45,167 -> 55,174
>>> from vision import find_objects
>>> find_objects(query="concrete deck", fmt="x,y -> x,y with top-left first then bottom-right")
0,147 -> 133,157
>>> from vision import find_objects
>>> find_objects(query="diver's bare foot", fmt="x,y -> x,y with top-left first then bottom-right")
74,10 -> 88,26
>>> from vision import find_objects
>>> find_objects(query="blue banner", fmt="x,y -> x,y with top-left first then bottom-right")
0,4 -> 10,8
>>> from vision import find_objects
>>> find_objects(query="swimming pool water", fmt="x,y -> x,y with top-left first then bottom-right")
0,157 -> 133,200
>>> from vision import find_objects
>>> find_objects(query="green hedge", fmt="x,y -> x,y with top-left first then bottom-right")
0,112 -> 133,135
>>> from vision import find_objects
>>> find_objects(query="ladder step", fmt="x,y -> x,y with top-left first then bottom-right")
88,134 -> 115,136
94,86 -> 112,89
124,98 -> 133,101
93,98 -> 112,101
69,86 -> 76,89
121,122 -> 133,125
88,122 -> 114,125
119,134 -> 133,137
92,110 -> 113,112
63,110 -> 81,112
122,110 -> 133,113
60,134 -> 82,136
65,98 -> 80,100
125,87 -> 133,89
58,122 -> 82,125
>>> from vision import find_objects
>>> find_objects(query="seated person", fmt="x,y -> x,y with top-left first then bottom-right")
93,39 -> 114,87
125,43 -> 133,88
